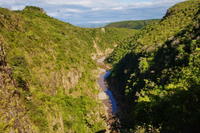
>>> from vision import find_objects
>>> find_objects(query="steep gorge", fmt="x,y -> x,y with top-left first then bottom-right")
1,0 -> 200,133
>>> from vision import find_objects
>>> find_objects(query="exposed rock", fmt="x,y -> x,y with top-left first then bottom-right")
101,28 -> 106,33
98,92 -> 108,100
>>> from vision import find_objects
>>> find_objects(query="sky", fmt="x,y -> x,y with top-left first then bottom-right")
0,0 -> 186,26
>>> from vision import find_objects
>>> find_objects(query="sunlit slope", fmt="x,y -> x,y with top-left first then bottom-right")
107,0 -> 200,64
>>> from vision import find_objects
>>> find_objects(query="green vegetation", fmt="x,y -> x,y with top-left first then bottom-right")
107,0 -> 200,132
105,19 -> 160,30
1,0 -> 199,132
107,0 -> 199,65
0,6 -> 136,133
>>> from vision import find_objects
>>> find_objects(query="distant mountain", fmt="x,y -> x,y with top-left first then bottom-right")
76,23 -> 108,28
105,19 -> 160,29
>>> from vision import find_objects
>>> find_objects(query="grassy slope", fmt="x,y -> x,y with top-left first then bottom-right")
0,6 -> 136,133
107,0 -> 200,132
107,0 -> 200,65
105,19 -> 160,29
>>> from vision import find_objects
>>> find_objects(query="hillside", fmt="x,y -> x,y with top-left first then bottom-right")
106,0 -> 200,132
107,0 -> 200,65
105,19 -> 160,30
0,6 -> 136,133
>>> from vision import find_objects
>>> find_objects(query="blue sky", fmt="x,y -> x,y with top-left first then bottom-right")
0,0 -> 185,26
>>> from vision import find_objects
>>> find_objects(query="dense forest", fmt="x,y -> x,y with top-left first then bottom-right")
105,19 -> 160,30
106,0 -> 200,132
0,6 -> 135,133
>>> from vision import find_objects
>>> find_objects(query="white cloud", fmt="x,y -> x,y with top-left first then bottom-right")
62,8 -> 83,13
0,0 -> 186,25
91,8 -> 102,11
111,6 -> 123,10
88,20 -> 112,24
40,0 -> 92,6
10,5 -> 25,10
0,0 -> 186,11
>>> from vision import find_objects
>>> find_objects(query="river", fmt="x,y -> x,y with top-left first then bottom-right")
96,56 -> 120,132
98,70 -> 118,114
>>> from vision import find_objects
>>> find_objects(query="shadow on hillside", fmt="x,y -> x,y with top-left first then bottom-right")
106,16 -> 200,132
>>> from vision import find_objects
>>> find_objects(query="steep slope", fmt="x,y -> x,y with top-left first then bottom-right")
0,6 -> 136,133
106,0 -> 200,132
105,19 -> 160,30
0,38 -> 35,133
107,0 -> 200,65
